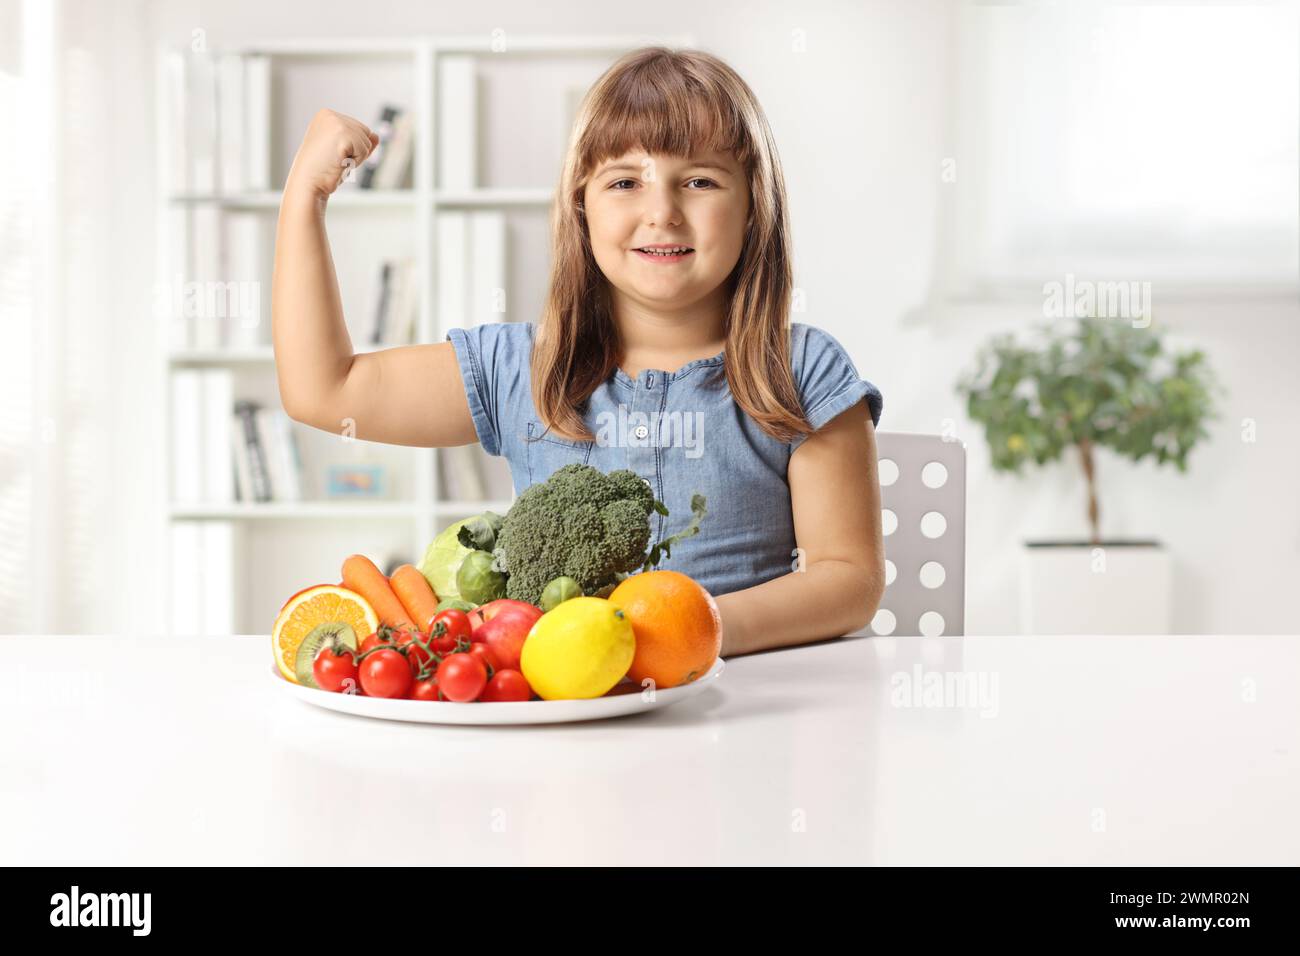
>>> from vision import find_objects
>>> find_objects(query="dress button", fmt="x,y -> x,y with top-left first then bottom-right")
634,424 -> 649,439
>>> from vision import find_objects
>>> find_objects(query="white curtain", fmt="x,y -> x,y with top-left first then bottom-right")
1,0 -> 162,634
943,0 -> 1300,291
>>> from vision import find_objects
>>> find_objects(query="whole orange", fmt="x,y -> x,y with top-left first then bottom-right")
608,570 -> 722,689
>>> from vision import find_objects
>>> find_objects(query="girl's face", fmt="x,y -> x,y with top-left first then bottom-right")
582,148 -> 750,314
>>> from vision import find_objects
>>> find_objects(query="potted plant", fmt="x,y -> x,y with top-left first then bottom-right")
956,316 -> 1222,634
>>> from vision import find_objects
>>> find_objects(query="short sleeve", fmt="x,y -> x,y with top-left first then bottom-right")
788,323 -> 884,452
446,322 -> 530,457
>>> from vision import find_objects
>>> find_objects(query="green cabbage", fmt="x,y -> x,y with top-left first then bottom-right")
419,518 -> 477,603
418,512 -> 504,603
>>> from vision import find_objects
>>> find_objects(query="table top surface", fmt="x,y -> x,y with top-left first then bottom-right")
3,632 -> 1297,865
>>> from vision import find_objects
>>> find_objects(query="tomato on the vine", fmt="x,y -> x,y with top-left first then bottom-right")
436,654 -> 487,702
480,669 -> 532,702
467,643 -> 499,675
312,646 -> 358,693
360,625 -> 402,655
359,648 -> 413,699
409,676 -> 441,701
395,627 -> 435,675
428,609 -> 472,653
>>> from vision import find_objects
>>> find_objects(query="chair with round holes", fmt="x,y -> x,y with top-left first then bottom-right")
872,432 -> 967,637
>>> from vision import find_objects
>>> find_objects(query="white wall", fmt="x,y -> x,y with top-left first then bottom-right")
94,0 -> 1296,634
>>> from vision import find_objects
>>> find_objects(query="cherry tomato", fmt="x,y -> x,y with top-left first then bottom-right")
467,643 -> 499,674
312,646 -> 358,693
410,676 -> 441,701
396,628 -> 435,675
480,669 -> 532,702
436,654 -> 487,702
359,648 -> 413,699
360,628 -> 399,655
428,609 -> 472,653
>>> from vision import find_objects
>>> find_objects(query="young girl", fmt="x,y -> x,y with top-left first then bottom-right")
273,47 -> 885,657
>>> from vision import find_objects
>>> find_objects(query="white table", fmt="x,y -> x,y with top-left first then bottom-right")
3,633 -> 1297,865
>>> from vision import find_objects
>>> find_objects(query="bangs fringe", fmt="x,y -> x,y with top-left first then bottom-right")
576,52 -> 754,176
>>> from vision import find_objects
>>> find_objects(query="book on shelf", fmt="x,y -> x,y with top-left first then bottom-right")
243,56 -> 272,192
222,211 -> 271,349
190,204 -> 223,350
157,53 -> 189,196
356,105 -> 399,189
172,373 -> 306,506
178,205 -> 269,351
437,211 -> 507,330
371,262 -> 393,345
170,370 -> 205,503
169,520 -> 236,636
167,206 -> 270,352
172,368 -> 240,504
216,52 -> 272,194
346,105 -> 413,192
158,205 -> 191,350
232,401 -> 304,503
471,212 -> 507,323
161,49 -> 273,352
373,111 -> 414,189
370,258 -> 418,346
185,51 -> 218,195
438,56 -> 476,191
255,407 -> 303,503
232,401 -> 270,502
201,370 -> 234,503
217,54 -> 244,195
157,49 -> 271,198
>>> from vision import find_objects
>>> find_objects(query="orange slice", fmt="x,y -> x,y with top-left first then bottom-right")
272,584 -> 379,683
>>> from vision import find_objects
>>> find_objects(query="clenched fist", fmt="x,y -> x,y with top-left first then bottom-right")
284,108 -> 380,201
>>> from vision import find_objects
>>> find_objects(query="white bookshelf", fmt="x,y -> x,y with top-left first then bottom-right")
158,33 -> 693,634
167,189 -> 425,209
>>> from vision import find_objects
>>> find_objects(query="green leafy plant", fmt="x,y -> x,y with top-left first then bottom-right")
955,316 -> 1223,545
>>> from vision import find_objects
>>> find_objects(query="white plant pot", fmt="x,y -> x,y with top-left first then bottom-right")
1020,542 -> 1171,635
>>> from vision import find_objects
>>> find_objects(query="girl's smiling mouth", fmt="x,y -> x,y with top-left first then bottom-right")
632,244 -> 695,263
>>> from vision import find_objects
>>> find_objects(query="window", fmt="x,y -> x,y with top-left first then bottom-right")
947,0 -> 1299,291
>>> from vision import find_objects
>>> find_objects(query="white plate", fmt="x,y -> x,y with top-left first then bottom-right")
271,659 -> 725,725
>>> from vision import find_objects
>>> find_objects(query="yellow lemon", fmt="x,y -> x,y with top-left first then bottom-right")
520,597 -> 635,700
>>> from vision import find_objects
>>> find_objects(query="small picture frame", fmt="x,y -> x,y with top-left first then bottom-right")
326,464 -> 387,499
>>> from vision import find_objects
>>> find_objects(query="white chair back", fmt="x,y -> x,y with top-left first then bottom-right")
873,432 -> 967,636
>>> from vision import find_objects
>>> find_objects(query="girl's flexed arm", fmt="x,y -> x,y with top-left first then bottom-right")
272,108 -> 477,448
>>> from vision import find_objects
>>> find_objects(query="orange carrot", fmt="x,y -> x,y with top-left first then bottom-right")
390,564 -> 440,631
341,554 -> 414,629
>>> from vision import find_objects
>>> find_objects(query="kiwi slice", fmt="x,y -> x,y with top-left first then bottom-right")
294,622 -> 358,688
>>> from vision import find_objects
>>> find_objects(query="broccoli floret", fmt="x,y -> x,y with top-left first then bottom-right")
495,463 -> 656,606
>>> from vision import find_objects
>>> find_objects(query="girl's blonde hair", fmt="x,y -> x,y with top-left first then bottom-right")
533,46 -> 812,444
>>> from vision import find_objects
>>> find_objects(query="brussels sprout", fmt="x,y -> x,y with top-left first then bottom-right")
540,576 -> 583,611
456,549 -> 507,605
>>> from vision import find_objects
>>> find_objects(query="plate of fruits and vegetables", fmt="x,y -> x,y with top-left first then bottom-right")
270,473 -> 724,725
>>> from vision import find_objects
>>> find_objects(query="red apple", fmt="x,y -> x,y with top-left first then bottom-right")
471,598 -> 543,671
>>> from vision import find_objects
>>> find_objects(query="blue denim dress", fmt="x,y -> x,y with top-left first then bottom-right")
446,321 -> 882,598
